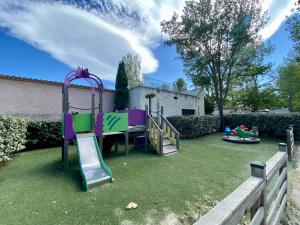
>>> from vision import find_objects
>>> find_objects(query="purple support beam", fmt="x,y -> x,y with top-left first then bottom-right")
64,113 -> 76,141
95,113 -> 103,137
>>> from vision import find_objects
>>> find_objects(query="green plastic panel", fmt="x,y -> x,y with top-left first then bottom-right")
103,112 -> 128,133
73,113 -> 93,133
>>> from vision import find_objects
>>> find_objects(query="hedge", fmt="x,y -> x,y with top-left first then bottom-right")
167,115 -> 220,138
0,116 -> 28,163
26,120 -> 62,150
224,113 -> 300,140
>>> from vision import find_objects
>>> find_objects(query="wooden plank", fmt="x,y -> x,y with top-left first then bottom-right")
270,194 -> 287,225
266,152 -> 287,184
266,168 -> 287,207
194,176 -> 264,225
249,207 -> 264,225
267,181 -> 287,225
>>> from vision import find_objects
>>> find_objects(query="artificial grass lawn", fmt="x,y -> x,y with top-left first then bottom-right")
0,134 -> 279,225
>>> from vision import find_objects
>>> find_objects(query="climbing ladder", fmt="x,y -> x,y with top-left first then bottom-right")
146,106 -> 180,156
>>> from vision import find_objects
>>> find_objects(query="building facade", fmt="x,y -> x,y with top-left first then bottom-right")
0,74 -> 204,120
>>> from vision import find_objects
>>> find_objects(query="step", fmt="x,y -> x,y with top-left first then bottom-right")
163,144 -> 178,156
163,139 -> 172,146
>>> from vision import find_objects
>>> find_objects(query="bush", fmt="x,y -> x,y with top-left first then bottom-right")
0,116 -> 28,163
167,115 -> 220,138
224,113 -> 300,140
26,120 -> 62,150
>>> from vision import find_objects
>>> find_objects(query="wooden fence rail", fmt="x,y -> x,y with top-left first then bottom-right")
194,142 -> 291,225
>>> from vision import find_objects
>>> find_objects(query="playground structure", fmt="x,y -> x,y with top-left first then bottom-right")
62,68 -> 179,190
223,125 -> 260,144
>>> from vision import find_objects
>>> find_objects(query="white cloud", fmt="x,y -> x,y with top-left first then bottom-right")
0,0 -> 295,81
260,0 -> 296,40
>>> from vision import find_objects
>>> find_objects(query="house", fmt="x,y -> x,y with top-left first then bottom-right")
0,74 -> 204,120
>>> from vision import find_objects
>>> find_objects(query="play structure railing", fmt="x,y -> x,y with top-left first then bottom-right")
161,115 -> 180,151
194,143 -> 292,225
148,114 -> 164,156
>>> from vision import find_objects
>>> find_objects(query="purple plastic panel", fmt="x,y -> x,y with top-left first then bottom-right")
64,113 -> 76,141
127,109 -> 146,126
95,113 -> 103,137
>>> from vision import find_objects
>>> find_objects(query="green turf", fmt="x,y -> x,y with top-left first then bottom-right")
0,134 -> 279,225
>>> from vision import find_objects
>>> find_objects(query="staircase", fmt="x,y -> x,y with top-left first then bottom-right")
147,114 -> 179,156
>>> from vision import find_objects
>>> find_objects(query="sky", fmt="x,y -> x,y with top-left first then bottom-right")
0,0 -> 297,89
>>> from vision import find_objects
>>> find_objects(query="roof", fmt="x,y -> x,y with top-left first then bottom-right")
0,74 -> 114,93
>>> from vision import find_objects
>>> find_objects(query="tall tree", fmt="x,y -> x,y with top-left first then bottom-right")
278,62 -> 300,112
122,53 -> 142,88
161,0 -> 271,128
173,78 -> 187,92
114,61 -> 129,110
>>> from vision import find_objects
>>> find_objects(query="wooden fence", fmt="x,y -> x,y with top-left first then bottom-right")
287,126 -> 294,161
194,142 -> 293,225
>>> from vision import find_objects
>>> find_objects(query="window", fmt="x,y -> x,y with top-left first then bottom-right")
182,109 -> 195,116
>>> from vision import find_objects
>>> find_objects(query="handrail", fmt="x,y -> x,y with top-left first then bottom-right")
148,114 -> 164,134
161,115 -> 179,135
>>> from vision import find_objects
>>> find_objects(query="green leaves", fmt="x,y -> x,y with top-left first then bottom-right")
114,61 -> 129,111
167,115 -> 220,138
0,116 -> 28,163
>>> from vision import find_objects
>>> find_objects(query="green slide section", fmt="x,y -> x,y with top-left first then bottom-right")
75,133 -> 112,190
103,112 -> 128,133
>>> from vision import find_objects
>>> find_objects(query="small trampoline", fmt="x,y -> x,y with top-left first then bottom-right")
223,136 -> 260,144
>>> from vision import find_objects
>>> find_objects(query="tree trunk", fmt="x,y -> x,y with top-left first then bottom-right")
217,99 -> 224,131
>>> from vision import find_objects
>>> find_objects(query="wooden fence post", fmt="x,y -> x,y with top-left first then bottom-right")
250,161 -> 266,225
286,129 -> 294,161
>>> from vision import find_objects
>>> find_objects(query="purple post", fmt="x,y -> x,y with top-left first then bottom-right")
64,113 -> 76,141
95,113 -> 103,137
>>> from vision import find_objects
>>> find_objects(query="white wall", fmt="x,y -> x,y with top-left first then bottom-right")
0,78 -> 114,120
129,86 -> 204,117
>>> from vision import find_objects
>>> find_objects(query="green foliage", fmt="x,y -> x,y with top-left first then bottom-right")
0,116 -> 28,163
173,78 -> 187,92
224,113 -> 300,139
26,120 -> 62,150
204,97 -> 215,114
145,93 -> 156,99
167,115 -> 220,138
161,0 -> 271,127
235,85 -> 284,111
122,53 -> 141,88
278,62 -> 300,112
114,61 -> 129,110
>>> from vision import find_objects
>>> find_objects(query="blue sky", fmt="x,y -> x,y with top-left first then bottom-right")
0,0 -> 297,89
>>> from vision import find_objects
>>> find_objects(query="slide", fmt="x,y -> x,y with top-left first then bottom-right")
76,133 -> 112,190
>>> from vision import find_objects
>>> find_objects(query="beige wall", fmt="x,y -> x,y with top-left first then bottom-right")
0,79 -> 114,120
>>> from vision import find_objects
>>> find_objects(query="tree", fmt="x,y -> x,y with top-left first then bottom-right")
161,0 -> 271,128
204,96 -> 215,114
122,53 -> 142,88
173,78 -> 187,92
114,61 -> 129,110
278,62 -> 300,112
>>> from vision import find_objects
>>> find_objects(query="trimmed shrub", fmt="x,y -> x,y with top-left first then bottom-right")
224,113 -> 300,140
167,115 -> 220,138
26,120 -> 62,150
0,116 -> 28,163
